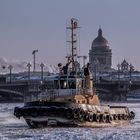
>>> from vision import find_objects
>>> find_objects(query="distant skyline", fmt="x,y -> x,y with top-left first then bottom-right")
0,0 -> 140,70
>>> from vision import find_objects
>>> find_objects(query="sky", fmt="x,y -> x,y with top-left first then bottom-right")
0,0 -> 140,70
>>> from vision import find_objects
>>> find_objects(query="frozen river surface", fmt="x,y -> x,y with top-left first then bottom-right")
0,103 -> 140,140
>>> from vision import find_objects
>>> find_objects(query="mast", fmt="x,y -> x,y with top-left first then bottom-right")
67,18 -> 79,72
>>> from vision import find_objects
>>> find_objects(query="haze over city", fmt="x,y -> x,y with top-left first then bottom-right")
0,0 -> 140,70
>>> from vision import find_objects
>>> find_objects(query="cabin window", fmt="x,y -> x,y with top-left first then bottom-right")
45,81 -> 54,89
54,80 -> 59,89
60,80 -> 67,89
63,81 -> 67,88
69,80 -> 76,89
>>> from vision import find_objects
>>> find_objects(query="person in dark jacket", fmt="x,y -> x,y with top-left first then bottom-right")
62,59 -> 72,74
84,63 -> 90,89
58,59 -> 72,74
84,63 -> 90,76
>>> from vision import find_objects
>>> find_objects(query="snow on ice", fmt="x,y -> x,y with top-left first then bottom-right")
0,103 -> 140,140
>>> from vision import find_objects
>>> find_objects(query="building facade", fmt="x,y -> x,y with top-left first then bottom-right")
119,59 -> 134,72
89,28 -> 112,74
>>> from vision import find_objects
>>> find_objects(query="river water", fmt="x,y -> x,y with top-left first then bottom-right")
0,102 -> 140,140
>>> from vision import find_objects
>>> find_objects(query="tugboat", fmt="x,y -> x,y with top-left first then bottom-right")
14,18 -> 135,128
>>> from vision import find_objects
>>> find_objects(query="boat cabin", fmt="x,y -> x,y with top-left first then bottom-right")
24,74 -> 84,103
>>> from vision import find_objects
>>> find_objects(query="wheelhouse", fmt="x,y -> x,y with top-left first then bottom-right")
24,74 -> 83,103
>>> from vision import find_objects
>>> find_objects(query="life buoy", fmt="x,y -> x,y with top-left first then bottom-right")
106,115 -> 113,123
79,109 -> 85,116
88,113 -> 94,122
118,114 -> 123,120
73,108 -> 79,118
85,112 -> 89,121
79,114 -> 84,121
123,114 -> 128,120
79,109 -> 85,120
113,114 -> 118,120
95,113 -> 100,122
101,114 -> 106,123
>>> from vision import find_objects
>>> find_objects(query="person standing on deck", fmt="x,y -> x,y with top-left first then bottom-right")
58,59 -> 72,74
84,63 -> 93,95
84,63 -> 90,88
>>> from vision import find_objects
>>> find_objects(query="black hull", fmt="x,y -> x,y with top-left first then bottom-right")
14,101 -> 135,128
24,118 -> 131,129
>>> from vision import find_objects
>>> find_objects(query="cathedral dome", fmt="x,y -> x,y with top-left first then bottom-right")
92,28 -> 108,47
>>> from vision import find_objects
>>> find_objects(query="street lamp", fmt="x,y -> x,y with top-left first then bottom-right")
40,63 -> 44,81
129,64 -> 134,85
27,63 -> 31,82
8,65 -> 13,83
32,49 -> 38,72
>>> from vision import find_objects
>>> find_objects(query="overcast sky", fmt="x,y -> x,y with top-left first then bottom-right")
0,0 -> 140,69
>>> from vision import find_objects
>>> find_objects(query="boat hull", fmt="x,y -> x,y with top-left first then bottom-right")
14,101 -> 135,128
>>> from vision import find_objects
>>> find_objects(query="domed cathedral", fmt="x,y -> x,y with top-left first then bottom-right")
89,28 -> 112,74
